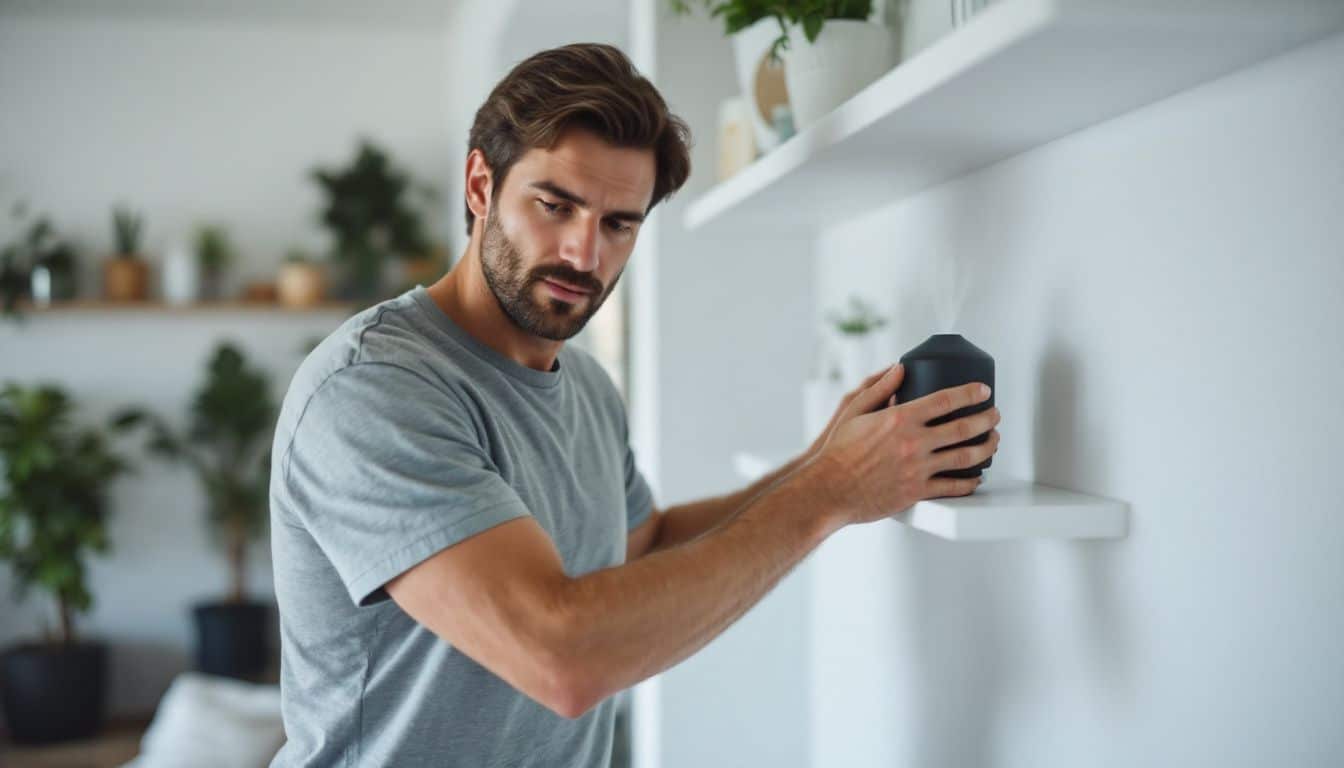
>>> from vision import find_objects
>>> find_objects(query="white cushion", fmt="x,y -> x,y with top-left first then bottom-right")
122,672 -> 284,768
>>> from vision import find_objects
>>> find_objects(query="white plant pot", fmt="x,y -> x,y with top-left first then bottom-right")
783,19 -> 896,130
162,242 -> 200,305
730,17 -> 791,153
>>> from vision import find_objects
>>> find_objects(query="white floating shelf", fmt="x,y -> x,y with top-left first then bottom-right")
892,475 -> 1127,541
685,0 -> 1344,234
731,451 -> 1128,541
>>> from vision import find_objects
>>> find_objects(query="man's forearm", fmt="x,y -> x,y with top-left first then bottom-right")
556,456 -> 845,715
649,452 -> 811,554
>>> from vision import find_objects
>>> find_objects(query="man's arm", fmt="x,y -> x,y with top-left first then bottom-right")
388,455 -> 844,720
387,370 -> 997,720
628,452 -> 809,561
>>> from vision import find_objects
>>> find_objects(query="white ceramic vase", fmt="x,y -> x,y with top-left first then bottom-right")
162,242 -> 200,305
783,19 -> 896,130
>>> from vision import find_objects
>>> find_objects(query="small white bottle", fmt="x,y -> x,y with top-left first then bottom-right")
162,241 -> 199,305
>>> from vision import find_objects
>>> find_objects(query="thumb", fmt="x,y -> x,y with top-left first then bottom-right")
851,363 -> 904,414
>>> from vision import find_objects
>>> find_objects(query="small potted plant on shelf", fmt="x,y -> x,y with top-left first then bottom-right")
310,139 -> 434,302
826,294 -> 888,390
277,248 -> 326,308
669,0 -> 792,153
117,343 -> 277,681
2,202 -> 81,317
675,0 -> 896,131
194,223 -> 235,301
104,205 -> 150,302
778,0 -> 896,129
0,383 -> 136,744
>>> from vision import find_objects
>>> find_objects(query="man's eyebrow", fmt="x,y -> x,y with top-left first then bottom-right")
529,180 -> 646,224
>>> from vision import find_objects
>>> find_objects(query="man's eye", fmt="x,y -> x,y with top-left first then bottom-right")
538,199 -> 565,215
606,219 -> 632,234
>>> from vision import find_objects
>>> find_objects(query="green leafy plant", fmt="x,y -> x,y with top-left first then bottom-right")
2,202 -> 80,318
117,343 -> 276,603
0,383 -> 135,645
194,223 -> 235,273
112,205 -> 144,257
670,0 -> 873,60
310,139 -> 436,299
826,294 -> 887,335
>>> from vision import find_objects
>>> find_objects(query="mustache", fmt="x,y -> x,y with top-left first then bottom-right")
531,268 -> 602,295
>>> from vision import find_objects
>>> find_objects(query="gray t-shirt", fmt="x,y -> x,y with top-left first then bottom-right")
268,285 -> 655,767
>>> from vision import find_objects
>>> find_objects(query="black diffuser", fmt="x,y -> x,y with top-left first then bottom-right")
894,334 -> 995,479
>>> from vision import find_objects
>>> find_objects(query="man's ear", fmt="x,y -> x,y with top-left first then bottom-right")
464,148 -> 495,225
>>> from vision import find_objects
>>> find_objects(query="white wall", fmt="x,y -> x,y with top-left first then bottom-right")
0,8 -> 457,291
0,6 -> 455,716
643,8 -> 817,768
808,29 -> 1344,768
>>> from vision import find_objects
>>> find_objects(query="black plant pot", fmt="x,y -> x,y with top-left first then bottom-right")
0,641 -> 107,744
193,601 -> 271,680
894,333 -> 996,479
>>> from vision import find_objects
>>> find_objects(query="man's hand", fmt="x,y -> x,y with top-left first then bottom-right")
804,364 -> 905,462
806,364 -> 1001,527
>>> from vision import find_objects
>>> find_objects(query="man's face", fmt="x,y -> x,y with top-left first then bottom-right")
478,128 -> 655,341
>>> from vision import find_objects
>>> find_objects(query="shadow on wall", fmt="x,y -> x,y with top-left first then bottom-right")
1034,323 -> 1136,713
893,531 -> 1019,767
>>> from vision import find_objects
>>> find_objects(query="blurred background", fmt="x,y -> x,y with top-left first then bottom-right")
2,0 -> 1343,767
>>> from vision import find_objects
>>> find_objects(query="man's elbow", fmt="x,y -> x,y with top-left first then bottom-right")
533,589 -> 607,720
538,656 -> 605,720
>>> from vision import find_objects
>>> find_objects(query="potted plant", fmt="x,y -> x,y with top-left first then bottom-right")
118,343 -> 277,680
104,205 -> 150,302
1,202 -> 80,317
676,1 -> 896,131
0,383 -> 134,743
670,1 -> 793,153
310,139 -> 434,301
276,248 -> 326,308
777,1 -> 895,128
826,294 -> 888,389
194,223 -> 235,301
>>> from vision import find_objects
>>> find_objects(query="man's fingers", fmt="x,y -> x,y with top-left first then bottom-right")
911,381 -> 991,422
923,475 -> 982,499
850,363 -> 904,415
929,429 -> 1000,473
924,407 -> 1000,451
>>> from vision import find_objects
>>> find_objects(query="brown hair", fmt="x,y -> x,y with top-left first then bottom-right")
464,43 -> 692,235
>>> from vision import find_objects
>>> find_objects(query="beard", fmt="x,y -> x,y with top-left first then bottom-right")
478,206 -> 621,341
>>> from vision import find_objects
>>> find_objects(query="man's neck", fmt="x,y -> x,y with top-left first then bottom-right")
424,237 -> 563,374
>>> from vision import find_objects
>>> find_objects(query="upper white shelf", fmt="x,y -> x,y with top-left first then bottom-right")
684,0 -> 1344,234
731,451 -> 1128,541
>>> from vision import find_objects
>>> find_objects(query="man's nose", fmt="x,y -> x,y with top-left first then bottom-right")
559,216 -> 601,273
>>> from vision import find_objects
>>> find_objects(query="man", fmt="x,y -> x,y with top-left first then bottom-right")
269,43 -> 1000,766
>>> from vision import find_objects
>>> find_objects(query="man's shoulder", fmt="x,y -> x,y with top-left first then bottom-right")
278,291 -> 472,429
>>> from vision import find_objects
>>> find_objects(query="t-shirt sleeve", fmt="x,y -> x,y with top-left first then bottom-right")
282,362 -> 531,607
